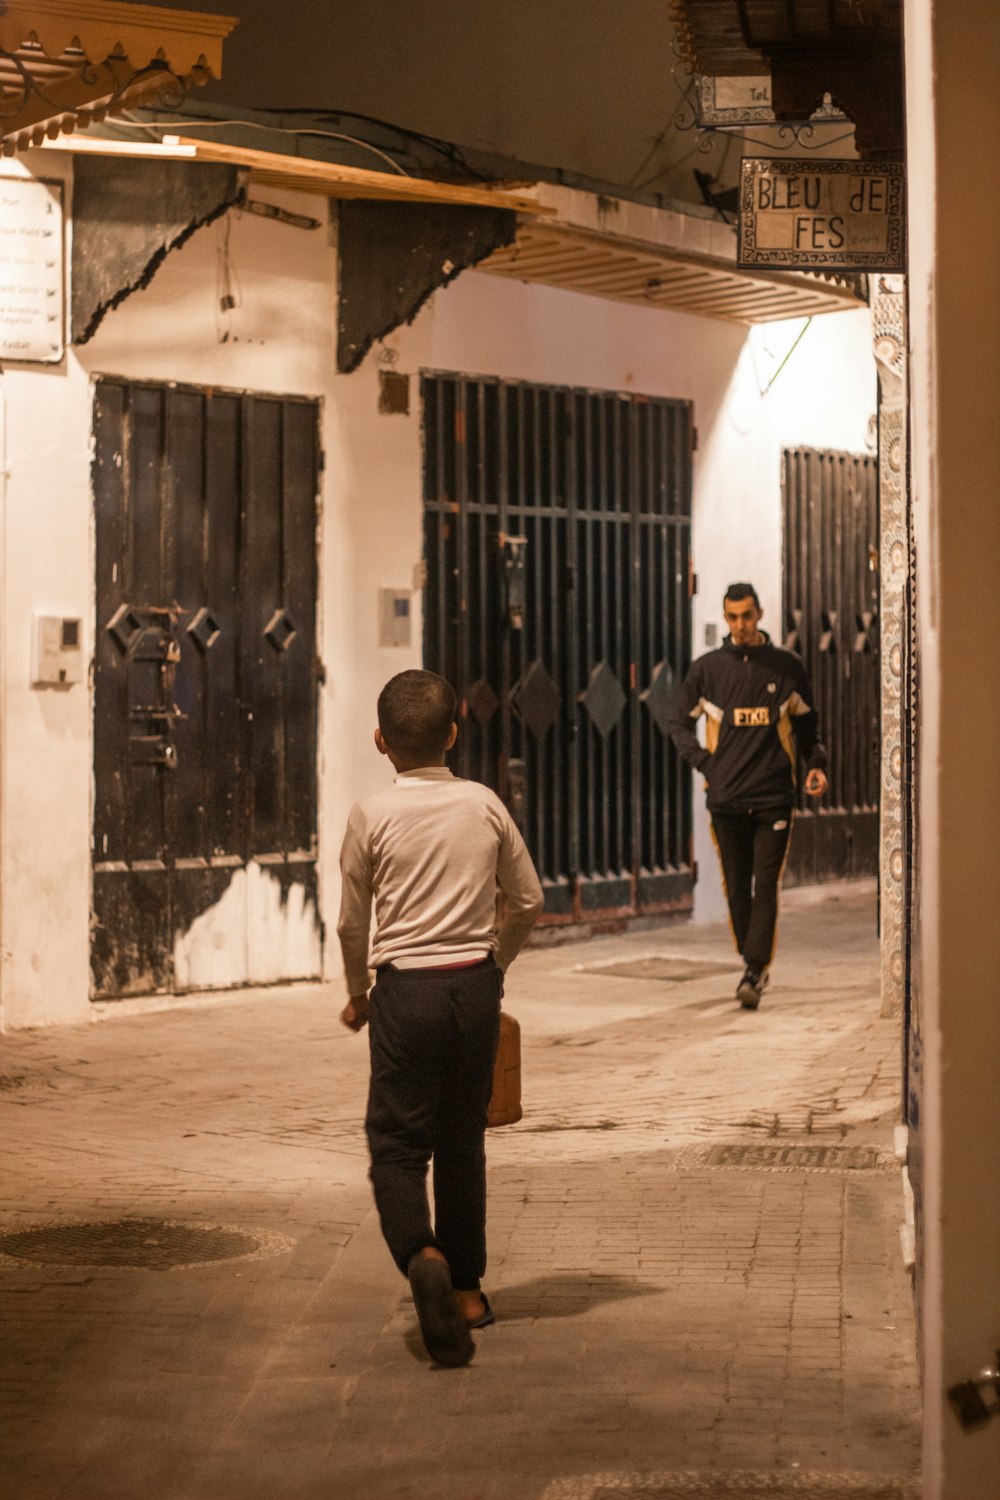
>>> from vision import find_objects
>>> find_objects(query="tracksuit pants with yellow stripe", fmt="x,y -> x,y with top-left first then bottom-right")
711,806 -> 793,973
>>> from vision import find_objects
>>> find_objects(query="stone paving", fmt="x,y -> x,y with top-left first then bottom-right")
0,881 -> 921,1499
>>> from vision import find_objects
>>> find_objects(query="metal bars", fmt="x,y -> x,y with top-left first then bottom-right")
782,446 -> 880,883
423,373 -> 693,922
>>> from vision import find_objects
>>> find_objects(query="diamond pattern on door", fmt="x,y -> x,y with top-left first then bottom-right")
580,662 -> 626,739
467,679 -> 500,725
511,660 -> 561,738
640,661 -> 676,737
264,609 -> 298,652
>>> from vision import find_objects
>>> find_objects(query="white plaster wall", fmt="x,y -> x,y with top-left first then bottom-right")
0,152 -> 91,1029
0,156 -> 874,1029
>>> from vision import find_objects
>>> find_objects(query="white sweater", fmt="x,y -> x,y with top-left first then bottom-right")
337,767 -> 544,996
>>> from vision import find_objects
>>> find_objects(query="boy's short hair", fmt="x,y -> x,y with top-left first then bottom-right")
723,581 -> 761,609
378,670 -> 457,763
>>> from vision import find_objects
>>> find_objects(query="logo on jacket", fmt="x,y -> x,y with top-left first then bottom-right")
733,707 -> 770,726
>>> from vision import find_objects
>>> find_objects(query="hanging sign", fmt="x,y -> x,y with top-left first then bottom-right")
697,76 -> 846,128
738,159 -> 905,271
0,177 -> 64,363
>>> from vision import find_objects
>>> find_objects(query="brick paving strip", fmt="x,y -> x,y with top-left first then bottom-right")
540,1474 -> 920,1497
0,883 -> 921,1499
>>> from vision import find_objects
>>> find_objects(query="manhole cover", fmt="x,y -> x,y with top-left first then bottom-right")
0,1218 -> 293,1270
582,957 -> 733,982
675,1143 -> 885,1172
541,1472 -> 920,1499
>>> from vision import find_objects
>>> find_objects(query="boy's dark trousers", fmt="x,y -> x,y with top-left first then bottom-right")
710,808 -> 793,971
365,957 -> 502,1292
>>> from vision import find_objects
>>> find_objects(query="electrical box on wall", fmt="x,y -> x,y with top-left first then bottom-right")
31,615 -> 83,688
378,589 -> 412,649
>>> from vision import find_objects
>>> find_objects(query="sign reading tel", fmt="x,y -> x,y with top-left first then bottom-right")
738,159 -> 905,271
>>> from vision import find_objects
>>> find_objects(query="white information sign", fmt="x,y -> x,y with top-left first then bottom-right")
0,178 -> 64,363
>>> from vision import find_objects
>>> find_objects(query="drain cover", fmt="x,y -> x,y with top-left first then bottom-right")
541,1472 -> 919,1499
677,1143 -> 883,1172
583,957 -> 733,982
706,1143 -> 880,1170
0,1218 -> 291,1270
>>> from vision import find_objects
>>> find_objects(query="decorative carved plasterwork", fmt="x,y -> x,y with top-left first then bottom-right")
872,274 -> 907,1019
0,1 -> 237,154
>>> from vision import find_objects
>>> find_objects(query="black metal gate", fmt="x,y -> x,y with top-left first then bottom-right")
91,377 -> 320,998
423,373 -> 694,924
782,447 -> 879,884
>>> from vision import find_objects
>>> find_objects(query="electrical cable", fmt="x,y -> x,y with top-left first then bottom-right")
242,105 -> 490,180
109,115 -> 413,176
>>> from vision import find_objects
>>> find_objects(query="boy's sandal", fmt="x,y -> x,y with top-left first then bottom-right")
408,1254 -> 475,1367
465,1293 -> 495,1329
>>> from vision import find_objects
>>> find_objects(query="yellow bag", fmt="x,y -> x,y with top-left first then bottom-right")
487,1012 -> 522,1127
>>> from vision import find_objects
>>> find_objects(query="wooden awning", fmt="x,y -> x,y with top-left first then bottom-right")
480,185 -> 867,325
42,136 -> 863,323
0,1 -> 237,155
483,222 -> 864,323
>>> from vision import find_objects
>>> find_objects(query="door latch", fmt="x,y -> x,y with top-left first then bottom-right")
947,1352 -> 1000,1430
501,535 -> 528,630
505,757 -> 528,835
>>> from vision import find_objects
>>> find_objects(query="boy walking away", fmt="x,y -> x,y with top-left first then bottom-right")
337,670 -> 544,1368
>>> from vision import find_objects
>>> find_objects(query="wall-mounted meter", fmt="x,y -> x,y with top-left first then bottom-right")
379,589 -> 412,649
31,615 -> 83,688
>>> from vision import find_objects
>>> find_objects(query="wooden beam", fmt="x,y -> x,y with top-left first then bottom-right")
176,137 -> 552,216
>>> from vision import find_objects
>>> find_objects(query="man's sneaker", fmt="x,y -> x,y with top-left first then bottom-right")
737,966 -> 769,1010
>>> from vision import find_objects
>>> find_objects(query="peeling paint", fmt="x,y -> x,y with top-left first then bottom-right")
72,158 -> 246,345
173,861 -> 321,992
336,200 -> 516,373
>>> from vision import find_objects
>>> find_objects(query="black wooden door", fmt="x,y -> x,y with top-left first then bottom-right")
92,378 -> 320,998
423,374 -> 693,924
782,447 -> 879,884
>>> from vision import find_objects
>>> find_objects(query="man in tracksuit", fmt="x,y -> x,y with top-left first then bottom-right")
669,582 -> 828,1009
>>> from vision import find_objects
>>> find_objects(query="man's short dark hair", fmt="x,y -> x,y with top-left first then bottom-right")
377,670 -> 457,763
723,581 -> 761,609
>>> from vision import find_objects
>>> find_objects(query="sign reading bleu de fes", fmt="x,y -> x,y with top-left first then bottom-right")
738,159 -> 905,272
